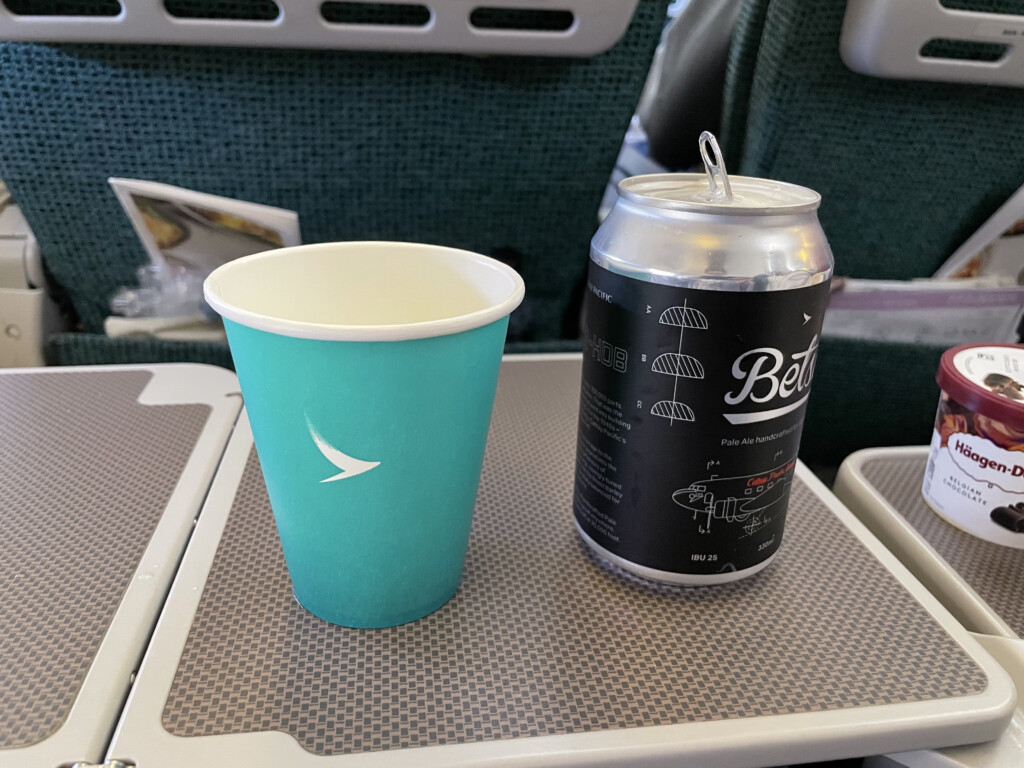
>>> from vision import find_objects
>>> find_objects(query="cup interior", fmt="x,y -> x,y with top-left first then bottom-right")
204,242 -> 524,341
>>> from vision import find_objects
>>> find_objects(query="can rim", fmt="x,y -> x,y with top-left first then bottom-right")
617,173 -> 821,215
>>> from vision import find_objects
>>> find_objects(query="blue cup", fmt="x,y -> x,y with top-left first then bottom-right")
204,242 -> 524,627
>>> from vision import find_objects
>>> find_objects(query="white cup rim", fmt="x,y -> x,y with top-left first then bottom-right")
203,241 -> 525,342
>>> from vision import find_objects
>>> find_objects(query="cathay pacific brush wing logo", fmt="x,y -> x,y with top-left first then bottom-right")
307,418 -> 380,483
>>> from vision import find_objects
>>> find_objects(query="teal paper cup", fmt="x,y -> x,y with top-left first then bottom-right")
204,242 -> 524,628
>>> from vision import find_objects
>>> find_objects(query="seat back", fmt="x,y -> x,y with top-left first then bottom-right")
0,0 -> 669,355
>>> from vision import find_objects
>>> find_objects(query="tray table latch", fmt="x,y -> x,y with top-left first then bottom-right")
0,190 -> 63,366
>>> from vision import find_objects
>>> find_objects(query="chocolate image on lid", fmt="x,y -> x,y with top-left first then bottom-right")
991,503 -> 1024,533
983,373 -> 1024,402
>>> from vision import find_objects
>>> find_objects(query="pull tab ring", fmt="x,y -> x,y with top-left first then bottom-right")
699,131 -> 733,202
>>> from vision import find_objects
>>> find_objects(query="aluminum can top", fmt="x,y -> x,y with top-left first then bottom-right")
594,137 -> 832,291
618,173 -> 821,216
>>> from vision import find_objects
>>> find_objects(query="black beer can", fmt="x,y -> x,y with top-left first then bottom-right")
573,134 -> 833,584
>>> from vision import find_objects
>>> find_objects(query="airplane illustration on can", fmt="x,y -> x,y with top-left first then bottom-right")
672,460 -> 796,534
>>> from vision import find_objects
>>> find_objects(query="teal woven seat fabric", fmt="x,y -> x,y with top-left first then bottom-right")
47,333 -> 235,369
718,0 -> 770,169
0,1 -> 668,345
802,337 -> 948,466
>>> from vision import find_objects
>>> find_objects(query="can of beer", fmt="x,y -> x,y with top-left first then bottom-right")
574,133 -> 833,585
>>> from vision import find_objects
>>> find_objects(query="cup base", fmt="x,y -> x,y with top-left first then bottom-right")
291,584 -> 460,629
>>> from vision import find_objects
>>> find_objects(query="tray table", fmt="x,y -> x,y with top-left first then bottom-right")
104,358 -> 1014,767
0,365 -> 241,768
835,447 -> 1024,768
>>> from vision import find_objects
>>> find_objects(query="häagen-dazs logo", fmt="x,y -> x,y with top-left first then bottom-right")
949,432 -> 1024,493
307,417 -> 381,483
722,335 -> 818,425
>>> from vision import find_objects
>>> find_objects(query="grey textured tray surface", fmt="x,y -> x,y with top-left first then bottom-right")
163,360 -> 986,757
0,370 -> 210,750
861,455 -> 1024,637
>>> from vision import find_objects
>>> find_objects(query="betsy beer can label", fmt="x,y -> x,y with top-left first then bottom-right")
574,261 -> 831,576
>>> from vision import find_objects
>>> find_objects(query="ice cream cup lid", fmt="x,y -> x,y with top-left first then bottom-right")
936,343 -> 1024,427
